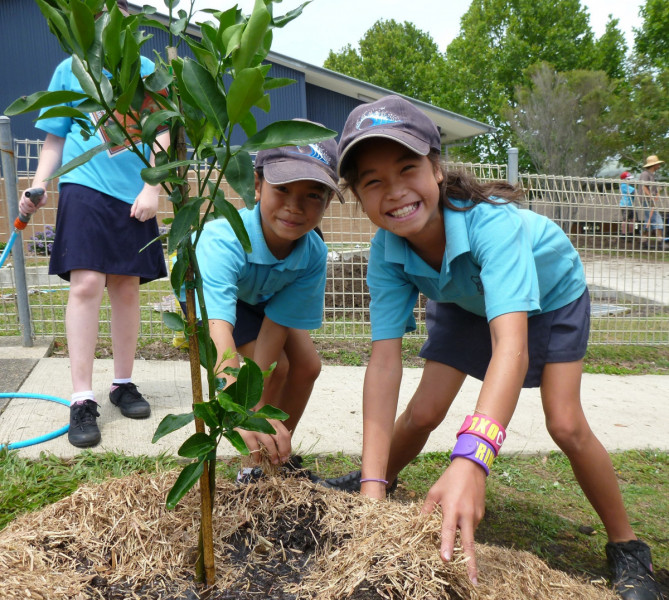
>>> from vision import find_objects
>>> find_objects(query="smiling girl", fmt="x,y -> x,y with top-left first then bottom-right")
326,95 -> 661,600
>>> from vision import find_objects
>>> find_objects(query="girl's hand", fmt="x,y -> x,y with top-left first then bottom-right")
19,189 -> 47,215
237,419 -> 292,465
421,458 -> 487,585
130,185 -> 159,222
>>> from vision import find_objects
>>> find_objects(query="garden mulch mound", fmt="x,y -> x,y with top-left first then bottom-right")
0,472 -> 617,600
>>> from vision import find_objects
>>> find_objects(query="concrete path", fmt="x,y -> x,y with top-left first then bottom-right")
0,339 -> 666,459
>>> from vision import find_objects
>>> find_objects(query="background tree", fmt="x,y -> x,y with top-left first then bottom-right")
591,17 -> 628,80
441,0 -> 608,164
634,0 -> 669,71
323,19 -> 446,103
508,63 -> 618,176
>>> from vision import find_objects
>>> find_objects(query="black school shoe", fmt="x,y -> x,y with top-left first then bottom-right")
605,539 -> 663,600
68,400 -> 101,448
321,469 -> 398,494
109,383 -> 151,419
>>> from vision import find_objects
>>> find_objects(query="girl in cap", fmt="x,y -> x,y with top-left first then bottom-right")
192,126 -> 344,472
329,95 -> 661,599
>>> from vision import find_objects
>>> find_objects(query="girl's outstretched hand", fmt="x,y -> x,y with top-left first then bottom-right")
421,458 -> 487,585
237,419 -> 292,466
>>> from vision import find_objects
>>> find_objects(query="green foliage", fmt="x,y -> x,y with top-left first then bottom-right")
634,0 -> 669,71
324,19 -> 447,102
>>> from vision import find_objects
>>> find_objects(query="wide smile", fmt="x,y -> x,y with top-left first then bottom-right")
387,202 -> 420,219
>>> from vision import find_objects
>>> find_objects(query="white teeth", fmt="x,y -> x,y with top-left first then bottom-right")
390,203 -> 418,218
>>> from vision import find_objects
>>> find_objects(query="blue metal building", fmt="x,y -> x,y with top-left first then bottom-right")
0,1 -> 494,150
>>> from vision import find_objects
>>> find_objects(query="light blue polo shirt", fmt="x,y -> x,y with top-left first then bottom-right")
36,56 -> 155,204
368,200 -> 586,341
195,205 -> 327,330
619,182 -> 635,207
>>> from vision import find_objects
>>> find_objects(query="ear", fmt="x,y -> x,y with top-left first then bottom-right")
254,172 -> 262,202
434,164 -> 444,184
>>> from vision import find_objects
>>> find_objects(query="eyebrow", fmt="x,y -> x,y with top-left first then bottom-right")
357,150 -> 421,181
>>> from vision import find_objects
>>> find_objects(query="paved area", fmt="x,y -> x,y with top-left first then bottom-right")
0,338 -> 666,459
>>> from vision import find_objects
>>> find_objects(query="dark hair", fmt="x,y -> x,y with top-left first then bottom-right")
339,145 -> 524,210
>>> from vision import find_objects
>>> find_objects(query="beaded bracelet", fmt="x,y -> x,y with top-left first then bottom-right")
456,414 -> 506,455
450,433 -> 496,476
360,478 -> 389,485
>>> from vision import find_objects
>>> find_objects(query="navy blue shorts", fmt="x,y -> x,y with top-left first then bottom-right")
49,183 -> 167,284
178,298 -> 268,348
419,290 -> 590,388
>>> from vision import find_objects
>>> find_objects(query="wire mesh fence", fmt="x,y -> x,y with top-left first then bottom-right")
1,139 -> 668,345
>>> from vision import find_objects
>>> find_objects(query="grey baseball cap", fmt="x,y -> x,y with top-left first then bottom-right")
337,95 -> 442,178
255,127 -> 344,203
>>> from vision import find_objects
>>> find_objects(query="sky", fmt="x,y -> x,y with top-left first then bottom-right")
139,0 -> 645,66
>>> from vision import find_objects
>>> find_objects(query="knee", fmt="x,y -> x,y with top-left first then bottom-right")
546,417 -> 591,453
69,272 -> 104,302
403,403 -> 444,435
288,351 -> 321,385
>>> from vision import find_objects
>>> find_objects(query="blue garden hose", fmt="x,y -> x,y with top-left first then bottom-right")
0,229 -> 19,269
1,190 -> 70,450
0,393 -> 70,450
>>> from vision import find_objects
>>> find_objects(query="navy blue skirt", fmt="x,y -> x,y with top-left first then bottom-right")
419,290 -> 590,388
49,183 -> 167,284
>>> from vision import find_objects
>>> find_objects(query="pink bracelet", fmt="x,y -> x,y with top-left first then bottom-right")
360,478 -> 389,485
450,433 -> 495,476
456,414 -> 506,455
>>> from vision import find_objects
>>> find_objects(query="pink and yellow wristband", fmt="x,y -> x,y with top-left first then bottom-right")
456,414 -> 506,456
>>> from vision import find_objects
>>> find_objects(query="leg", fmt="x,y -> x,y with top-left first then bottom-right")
279,329 -> 322,433
66,269 -> 106,392
540,361 -> 635,542
385,360 -> 466,483
107,274 -> 140,380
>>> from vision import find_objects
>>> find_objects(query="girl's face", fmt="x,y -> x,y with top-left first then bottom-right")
256,176 -> 331,258
352,139 -> 443,240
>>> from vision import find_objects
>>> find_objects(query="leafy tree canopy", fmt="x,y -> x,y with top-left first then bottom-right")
634,0 -> 669,71
323,19 -> 446,103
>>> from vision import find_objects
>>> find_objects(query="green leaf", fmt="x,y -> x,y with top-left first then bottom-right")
35,0 -> 77,54
263,77 -> 296,91
36,106 -> 91,121
152,411 -> 195,443
272,2 -> 310,28
50,142 -> 113,179
115,61 -> 141,115
167,197 -> 204,253
181,58 -> 229,133
233,0 -> 271,72
208,182 -> 252,252
69,0 -> 95,53
241,416 -> 276,435
236,358 -> 264,410
219,149 -> 255,209
141,158 -> 201,187
102,6 -> 123,71
140,109 -> 180,145
242,120 -> 337,152
226,67 -> 265,125
118,34 -> 140,90
222,22 -> 245,58
162,310 -> 185,332
166,460 -> 204,509
170,250 -> 189,295
178,432 -> 217,458
216,392 -> 248,416
224,430 -> 249,455
144,66 -> 173,93
71,54 -> 101,102
193,402 -> 220,429
253,405 -> 289,421
4,90 -> 88,116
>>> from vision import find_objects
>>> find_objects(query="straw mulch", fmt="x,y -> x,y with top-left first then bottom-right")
0,471 -> 617,600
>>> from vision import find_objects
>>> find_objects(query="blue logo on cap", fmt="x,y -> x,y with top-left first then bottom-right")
288,143 -> 333,167
356,110 -> 403,131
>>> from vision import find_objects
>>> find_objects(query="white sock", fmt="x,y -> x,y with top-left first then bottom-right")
111,378 -> 132,391
71,391 -> 95,406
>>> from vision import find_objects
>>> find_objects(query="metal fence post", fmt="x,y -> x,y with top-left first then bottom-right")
507,147 -> 518,185
0,116 -> 34,346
